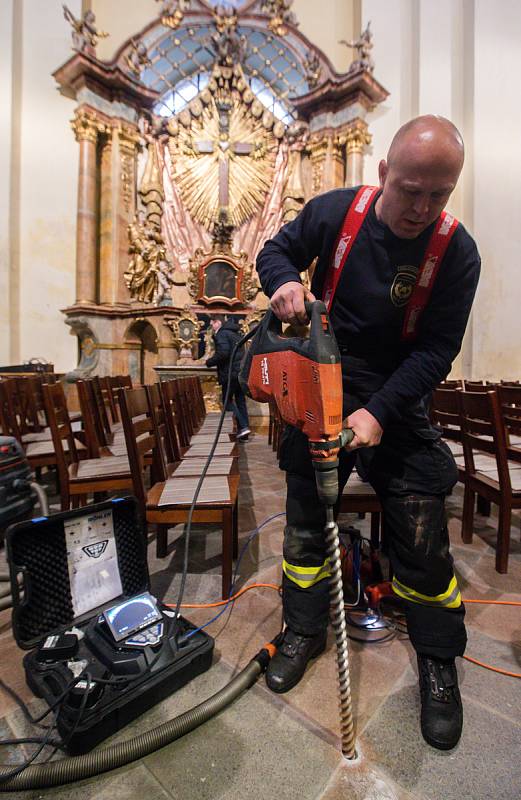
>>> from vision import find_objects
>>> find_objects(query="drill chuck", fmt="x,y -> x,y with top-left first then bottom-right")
313,461 -> 340,507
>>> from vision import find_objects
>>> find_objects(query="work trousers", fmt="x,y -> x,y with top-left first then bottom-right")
221,376 -> 249,432
279,355 -> 467,661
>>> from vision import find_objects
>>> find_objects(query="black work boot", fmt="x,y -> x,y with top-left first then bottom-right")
266,628 -> 327,693
417,654 -> 463,750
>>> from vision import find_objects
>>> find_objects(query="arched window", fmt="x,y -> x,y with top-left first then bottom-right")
143,22 -> 309,124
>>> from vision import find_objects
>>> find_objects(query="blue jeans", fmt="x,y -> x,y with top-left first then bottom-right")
221,376 -> 249,431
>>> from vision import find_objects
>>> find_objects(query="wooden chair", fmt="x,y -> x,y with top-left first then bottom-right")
119,386 -> 239,597
148,382 -> 236,482
16,377 -> 52,441
77,380 -> 117,459
498,384 -> 521,461
0,379 -> 70,473
162,380 -> 237,458
42,383 -> 131,510
459,389 -> 521,573
86,378 -> 127,456
339,473 -> 382,549
431,386 -> 464,469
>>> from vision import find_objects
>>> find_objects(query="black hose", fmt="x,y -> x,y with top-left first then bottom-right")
0,651 -> 269,791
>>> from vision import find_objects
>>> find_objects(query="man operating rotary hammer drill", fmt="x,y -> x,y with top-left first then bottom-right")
256,115 -> 481,750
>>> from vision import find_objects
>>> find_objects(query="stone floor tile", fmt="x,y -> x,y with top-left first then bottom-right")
361,670 -> 521,800
142,661 -> 340,800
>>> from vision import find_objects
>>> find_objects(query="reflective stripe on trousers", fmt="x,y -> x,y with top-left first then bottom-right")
283,558 -> 331,589
392,574 -> 462,609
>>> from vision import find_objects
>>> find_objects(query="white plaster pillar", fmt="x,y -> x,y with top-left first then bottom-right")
17,0 -> 80,371
0,0 -> 15,363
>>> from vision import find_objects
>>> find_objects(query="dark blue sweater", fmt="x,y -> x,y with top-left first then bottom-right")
256,188 -> 481,429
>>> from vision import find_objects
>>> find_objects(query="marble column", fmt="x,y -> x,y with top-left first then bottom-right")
344,122 -> 372,188
71,109 -> 105,304
308,135 -> 329,196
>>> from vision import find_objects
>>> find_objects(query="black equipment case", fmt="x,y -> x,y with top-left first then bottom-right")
6,497 -> 214,754
0,436 -> 34,541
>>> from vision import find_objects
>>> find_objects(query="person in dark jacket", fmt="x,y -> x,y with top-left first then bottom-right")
206,316 -> 251,440
256,115 -> 481,751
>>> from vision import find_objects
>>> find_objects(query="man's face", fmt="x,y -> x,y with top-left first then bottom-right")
377,158 -> 459,239
210,319 -> 222,333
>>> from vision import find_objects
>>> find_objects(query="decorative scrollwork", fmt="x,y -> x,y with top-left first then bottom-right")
155,0 -> 191,31
166,306 -> 203,361
261,0 -> 298,36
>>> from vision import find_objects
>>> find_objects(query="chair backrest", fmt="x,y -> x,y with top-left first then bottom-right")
186,376 -> 205,426
439,379 -> 463,389
169,380 -> 192,447
99,376 -> 119,424
158,380 -> 183,462
180,378 -> 198,434
463,380 -> 486,392
431,387 -> 462,442
77,380 -> 104,458
498,385 -> 521,453
118,386 -> 156,508
42,383 -> 81,498
0,380 -> 20,438
459,389 -> 512,492
145,383 -> 171,480
91,377 -> 113,441
24,376 -> 48,430
83,379 -> 110,449
118,375 -> 133,390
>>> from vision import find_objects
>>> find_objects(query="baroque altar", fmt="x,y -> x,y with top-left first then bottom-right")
54,2 -> 388,392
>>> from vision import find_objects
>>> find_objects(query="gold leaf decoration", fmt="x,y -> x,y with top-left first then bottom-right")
169,95 -> 278,231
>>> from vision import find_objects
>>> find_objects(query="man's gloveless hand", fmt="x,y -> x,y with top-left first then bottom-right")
270,281 -> 316,325
344,408 -> 383,450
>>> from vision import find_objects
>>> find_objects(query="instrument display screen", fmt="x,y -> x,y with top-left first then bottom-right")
103,592 -> 162,642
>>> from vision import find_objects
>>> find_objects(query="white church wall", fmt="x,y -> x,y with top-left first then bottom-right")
0,0 -> 14,364
471,0 -> 521,380
16,0 -> 79,372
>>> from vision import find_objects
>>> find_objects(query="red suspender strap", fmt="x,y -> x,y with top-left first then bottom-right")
401,210 -> 459,341
323,185 -> 379,312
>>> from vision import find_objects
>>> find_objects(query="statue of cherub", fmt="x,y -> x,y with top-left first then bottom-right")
339,21 -> 374,73
126,39 -> 151,78
63,5 -> 109,55
153,258 -> 175,306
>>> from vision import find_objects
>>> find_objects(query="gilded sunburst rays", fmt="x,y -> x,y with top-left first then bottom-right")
171,98 -> 277,230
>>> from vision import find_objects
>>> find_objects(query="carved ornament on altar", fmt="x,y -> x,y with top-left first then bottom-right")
261,0 -> 298,36
240,308 -> 264,336
156,0 -> 191,31
165,306 -> 203,361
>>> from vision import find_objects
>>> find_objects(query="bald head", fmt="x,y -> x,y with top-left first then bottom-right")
388,115 -> 464,172
376,115 -> 464,239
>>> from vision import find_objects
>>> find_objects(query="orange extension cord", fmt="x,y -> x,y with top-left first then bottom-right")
167,587 -> 521,678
